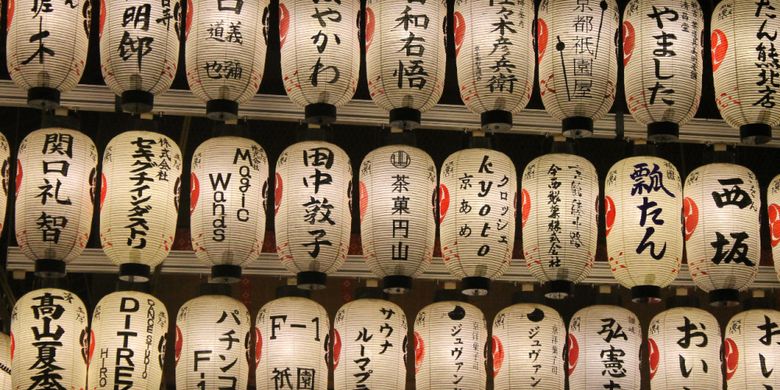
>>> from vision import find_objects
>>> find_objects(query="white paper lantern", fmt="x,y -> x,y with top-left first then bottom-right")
492,303 -> 565,389
359,144 -> 436,293
522,153 -> 599,298
0,134 -> 12,237
99,0 -> 182,113
100,130 -> 182,281
333,298 -> 407,390
190,136 -> 268,282
537,0 -> 619,137
768,174 -> 780,281
725,309 -> 780,388
15,128 -> 97,277
365,0 -> 447,129
683,163 -> 760,306
255,296 -> 330,390
175,294 -> 252,389
6,0 -> 90,109
0,333 -> 10,389
279,0 -> 360,124
604,156 -> 682,302
11,288 -> 88,390
185,0 -> 269,120
712,0 -> 780,144
274,140 -> 351,289
454,0 -> 535,131
648,307 -> 721,389
568,305 -> 642,390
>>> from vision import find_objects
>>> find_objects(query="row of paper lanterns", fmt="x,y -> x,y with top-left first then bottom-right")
7,0 -> 780,143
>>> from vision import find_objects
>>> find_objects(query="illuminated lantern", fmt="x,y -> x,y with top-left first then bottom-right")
623,0 -> 703,141
492,303 -> 565,389
256,296 -> 330,390
175,294 -> 251,389
99,0 -> 182,113
11,288 -> 88,389
454,0 -> 535,131
359,144 -> 436,293
648,307 -> 721,389
537,0 -> 619,137
683,163 -> 759,306
190,136 -> 268,282
279,0 -> 360,124
725,309 -> 780,388
522,153 -> 599,298
604,156 -> 682,302
0,333 -> 9,388
333,298 -> 407,389
767,174 -> 780,280
0,134 -> 12,236
365,0 -> 447,129
100,131 -> 182,281
15,128 -> 97,277
275,141 -> 351,289
568,305 -> 641,389
186,0 -> 269,120
414,300 -> 487,389
712,0 -> 780,144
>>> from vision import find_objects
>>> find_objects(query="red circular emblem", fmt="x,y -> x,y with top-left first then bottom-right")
274,173 -> 283,216
683,197 -> 699,241
189,173 -> 199,215
255,327 -> 263,365
491,335 -> 504,377
365,7 -> 375,51
358,181 -> 367,223
521,188 -> 531,228
174,325 -> 183,365
711,29 -> 728,72
769,204 -> 780,247
438,184 -> 450,223
332,329 -> 342,370
414,331 -> 425,374
648,338 -> 659,380
279,3 -> 290,49
622,21 -> 635,66
536,19 -> 548,64
567,333 -> 579,376
453,11 -> 465,57
604,196 -> 616,237
724,337 -> 739,381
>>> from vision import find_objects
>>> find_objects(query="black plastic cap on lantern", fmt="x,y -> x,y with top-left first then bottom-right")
296,271 -> 327,290
275,284 -> 312,298
211,264 -> 242,284
647,122 -> 680,142
709,288 -> 741,307
740,123 -> 773,145
119,263 -> 152,282
382,275 -> 413,294
305,103 -> 338,125
355,287 -> 387,300
433,289 -> 468,303
34,259 -> 67,278
562,117 -> 594,138
545,280 -> 574,299
389,108 -> 422,130
630,285 -> 662,304
481,110 -> 513,132
206,100 -> 240,122
27,87 -> 61,111
121,90 -> 154,114
461,276 -> 490,296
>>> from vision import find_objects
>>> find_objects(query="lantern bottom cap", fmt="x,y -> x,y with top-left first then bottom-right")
562,117 -> 593,138
27,87 -> 61,111
740,123 -> 772,145
389,108 -> 421,130
276,284 -> 311,298
545,280 -> 574,299
647,122 -> 679,142
481,110 -> 513,132
305,103 -> 337,125
34,259 -> 66,278
461,276 -> 490,296
211,264 -> 242,283
119,263 -> 151,282
121,90 -> 154,114
382,275 -> 412,294
206,99 -> 239,121
297,271 -> 327,290
709,288 -> 741,307
630,285 -> 662,304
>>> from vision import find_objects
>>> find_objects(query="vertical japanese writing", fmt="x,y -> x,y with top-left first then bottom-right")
125,137 -> 157,249
268,313 -> 321,390
36,133 -> 74,244
486,0 -> 519,93
191,309 -> 242,388
203,0 -> 246,80
309,0 -> 343,86
647,5 -> 678,105
597,317 -> 630,389
301,146 -> 336,259
674,316 -> 709,379
709,175 -> 755,266
117,0 -> 174,69
393,0 -> 430,89
630,162 -> 674,260
754,0 -> 779,108
27,291 -> 69,388
547,164 -> 562,267
566,0 -> 601,99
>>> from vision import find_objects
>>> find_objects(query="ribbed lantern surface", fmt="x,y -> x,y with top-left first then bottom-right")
769,174 -> 780,280
0,134 -> 9,235
725,309 -> 780,388
0,333 -> 9,388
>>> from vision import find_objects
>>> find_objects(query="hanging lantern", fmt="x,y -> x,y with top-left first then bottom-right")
100,131 -> 182,281
256,296 -> 330,390
333,298 -> 407,389
185,0 -> 269,120
622,0 -> 703,141
683,163 -> 760,305
15,128 -> 97,277
359,144 -> 436,293
492,303 -> 565,389
648,307 -> 722,389
568,305 -> 642,389
769,174 -> 780,280
175,294 -> 252,389
414,300 -> 487,389
454,0 -> 535,131
365,0 -> 447,129
725,309 -> 780,388
522,153 -> 599,298
604,156 -> 682,302
537,0 -> 619,137
279,0 -> 360,124
99,0 -> 182,113
11,288 -> 88,389
190,136 -> 268,282
0,134 -> 11,236
0,333 -> 9,388
712,0 -> 780,144
275,141 -> 351,289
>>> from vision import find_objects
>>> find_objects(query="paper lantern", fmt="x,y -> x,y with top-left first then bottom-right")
712,0 -> 780,144
725,309 -> 780,388
648,307 -> 721,389
365,0 -> 447,129
769,174 -> 780,280
0,333 -> 9,389
279,0 -> 360,124
15,128 -> 97,277
683,163 -> 760,305
333,298 -> 407,389
439,148 -> 516,295
11,288 -> 88,389
6,0 -> 90,109
604,156 -> 682,302
454,0 -> 535,131
492,303 -> 565,389
414,300 -> 487,390
255,296 -> 330,390
359,144 -> 436,293
175,294 -> 252,389
623,0 -> 703,141
185,0 -> 269,120
99,0 -> 182,113
100,131 -> 182,281
274,140 -> 351,289
0,134 -> 11,236
190,136 -> 268,282
522,153 -> 599,298
568,305 -> 642,390
537,0 -> 619,137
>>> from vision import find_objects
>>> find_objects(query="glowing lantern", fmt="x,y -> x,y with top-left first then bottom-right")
767,174 -> 780,280
0,333 -> 9,388
0,134 -> 12,237
725,309 -> 780,388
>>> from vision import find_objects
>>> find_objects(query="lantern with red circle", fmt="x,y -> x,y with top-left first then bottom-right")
767,174 -> 780,281
0,134 -> 12,241
725,309 -> 780,387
